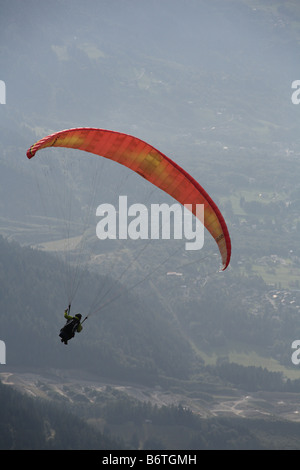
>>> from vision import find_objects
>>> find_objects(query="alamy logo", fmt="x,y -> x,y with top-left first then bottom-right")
0,80 -> 6,104
0,340 -> 6,364
291,340 -> 300,365
291,80 -> 300,105
96,195 -> 204,251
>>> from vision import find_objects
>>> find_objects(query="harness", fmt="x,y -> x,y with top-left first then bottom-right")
59,317 -> 80,341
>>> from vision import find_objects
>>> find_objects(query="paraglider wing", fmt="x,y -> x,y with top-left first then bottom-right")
27,128 -> 231,270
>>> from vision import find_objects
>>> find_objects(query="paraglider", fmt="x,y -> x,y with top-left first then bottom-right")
27,127 -> 231,270
27,128 -> 231,342
59,305 -> 87,345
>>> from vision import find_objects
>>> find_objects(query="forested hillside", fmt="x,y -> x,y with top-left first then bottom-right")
3,373 -> 300,450
0,379 -> 121,450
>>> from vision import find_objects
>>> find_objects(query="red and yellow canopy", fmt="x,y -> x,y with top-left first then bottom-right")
27,127 -> 231,270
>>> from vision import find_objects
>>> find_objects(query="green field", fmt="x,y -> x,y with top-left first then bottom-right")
199,349 -> 300,380
251,264 -> 300,289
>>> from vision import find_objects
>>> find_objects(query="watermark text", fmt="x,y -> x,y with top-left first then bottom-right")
291,80 -> 300,104
0,80 -> 6,104
291,340 -> 300,365
96,196 -> 204,251
0,340 -> 6,364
